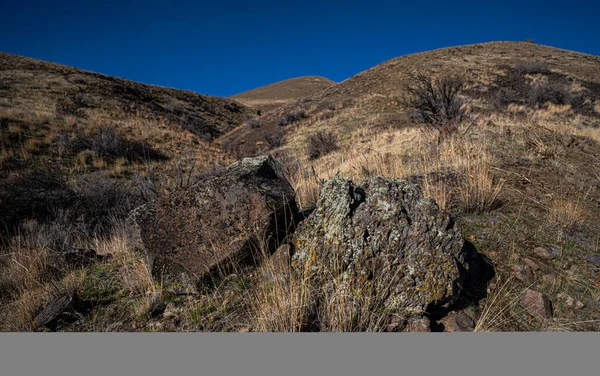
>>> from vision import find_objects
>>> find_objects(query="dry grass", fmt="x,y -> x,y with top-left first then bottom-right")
0,220 -> 153,331
547,197 -> 587,230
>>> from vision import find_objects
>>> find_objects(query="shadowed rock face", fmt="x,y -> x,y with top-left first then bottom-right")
292,176 -> 467,316
136,156 -> 299,290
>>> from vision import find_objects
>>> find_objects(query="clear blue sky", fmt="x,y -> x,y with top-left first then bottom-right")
1,0 -> 598,97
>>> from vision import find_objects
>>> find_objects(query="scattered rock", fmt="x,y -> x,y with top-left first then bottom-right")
33,293 -> 90,331
404,316 -> 431,332
534,246 -> 560,260
575,300 -> 585,310
522,258 -> 539,271
520,289 -> 553,321
163,302 -> 179,319
441,311 -> 475,332
134,156 -> 300,290
512,265 -> 535,283
585,254 -> 600,266
238,327 -> 250,332
384,316 -> 407,332
292,176 -> 467,316
542,274 -> 557,285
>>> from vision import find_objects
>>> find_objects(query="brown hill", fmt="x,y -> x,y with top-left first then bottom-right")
220,41 -> 600,158
2,42 -> 600,332
218,41 -> 600,331
230,76 -> 335,111
0,51 -> 254,157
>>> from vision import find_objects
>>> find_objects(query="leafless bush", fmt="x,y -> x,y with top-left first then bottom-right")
307,131 -> 338,160
0,169 -> 142,237
400,72 -> 468,136
278,111 -> 308,126
493,87 -> 521,109
245,118 -> 262,129
264,132 -> 284,148
68,126 -> 166,162
513,62 -> 550,75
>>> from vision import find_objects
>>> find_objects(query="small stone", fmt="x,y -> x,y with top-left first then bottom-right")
586,254 -> 600,266
163,302 -> 178,319
238,327 -> 250,332
441,311 -> 475,332
384,316 -> 407,332
575,301 -> 585,310
513,265 -> 535,283
520,289 -> 553,321
542,274 -> 557,285
404,317 -> 431,332
534,246 -> 560,260
522,258 -> 540,271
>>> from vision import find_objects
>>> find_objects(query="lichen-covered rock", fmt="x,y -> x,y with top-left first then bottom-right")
292,176 -> 467,316
136,155 -> 299,290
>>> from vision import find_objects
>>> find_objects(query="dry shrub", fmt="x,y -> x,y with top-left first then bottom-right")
307,131 -> 338,160
513,62 -> 550,75
400,72 -> 469,136
278,111 -> 308,126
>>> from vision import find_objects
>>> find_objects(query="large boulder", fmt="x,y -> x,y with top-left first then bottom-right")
292,176 -> 467,317
134,155 -> 299,290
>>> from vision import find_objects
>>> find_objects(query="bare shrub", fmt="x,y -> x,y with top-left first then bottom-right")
278,111 -> 308,126
264,133 -> 284,148
400,72 -> 468,136
528,82 -> 573,107
513,62 -> 550,75
307,131 -> 338,160
493,87 -> 521,109
68,126 -> 166,162
245,118 -> 261,129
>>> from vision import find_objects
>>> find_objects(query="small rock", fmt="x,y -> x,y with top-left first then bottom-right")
163,302 -> 178,319
522,258 -> 540,271
586,254 -> 600,266
404,317 -> 431,332
520,289 -> 553,321
542,274 -> 557,285
238,327 -> 250,332
534,246 -> 560,260
441,311 -> 475,332
512,265 -> 535,284
385,316 -> 407,332
575,300 -> 585,310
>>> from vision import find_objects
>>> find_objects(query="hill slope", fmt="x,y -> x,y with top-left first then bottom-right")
230,76 -> 335,111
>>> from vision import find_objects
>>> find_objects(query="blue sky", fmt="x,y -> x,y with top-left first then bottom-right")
1,0 -> 598,97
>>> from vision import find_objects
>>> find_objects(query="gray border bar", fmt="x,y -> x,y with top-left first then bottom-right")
1,333 -> 598,376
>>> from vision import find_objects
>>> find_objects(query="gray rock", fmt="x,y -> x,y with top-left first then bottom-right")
534,246 -> 560,260
292,176 -> 467,317
586,254 -> 600,266
134,156 -> 299,290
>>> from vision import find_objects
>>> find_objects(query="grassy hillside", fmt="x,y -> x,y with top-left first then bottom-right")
258,41 -> 600,331
230,76 -> 335,112
1,42 -> 599,332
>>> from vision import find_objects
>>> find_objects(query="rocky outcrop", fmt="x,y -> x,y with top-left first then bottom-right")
291,176 -> 467,317
135,156 -> 299,290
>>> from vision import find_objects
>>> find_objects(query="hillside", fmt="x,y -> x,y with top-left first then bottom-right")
1,42 -> 600,332
0,52 -> 254,157
230,76 -> 335,111
220,41 -> 600,331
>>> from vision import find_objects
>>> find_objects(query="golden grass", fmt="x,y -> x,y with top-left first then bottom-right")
547,197 -> 587,230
